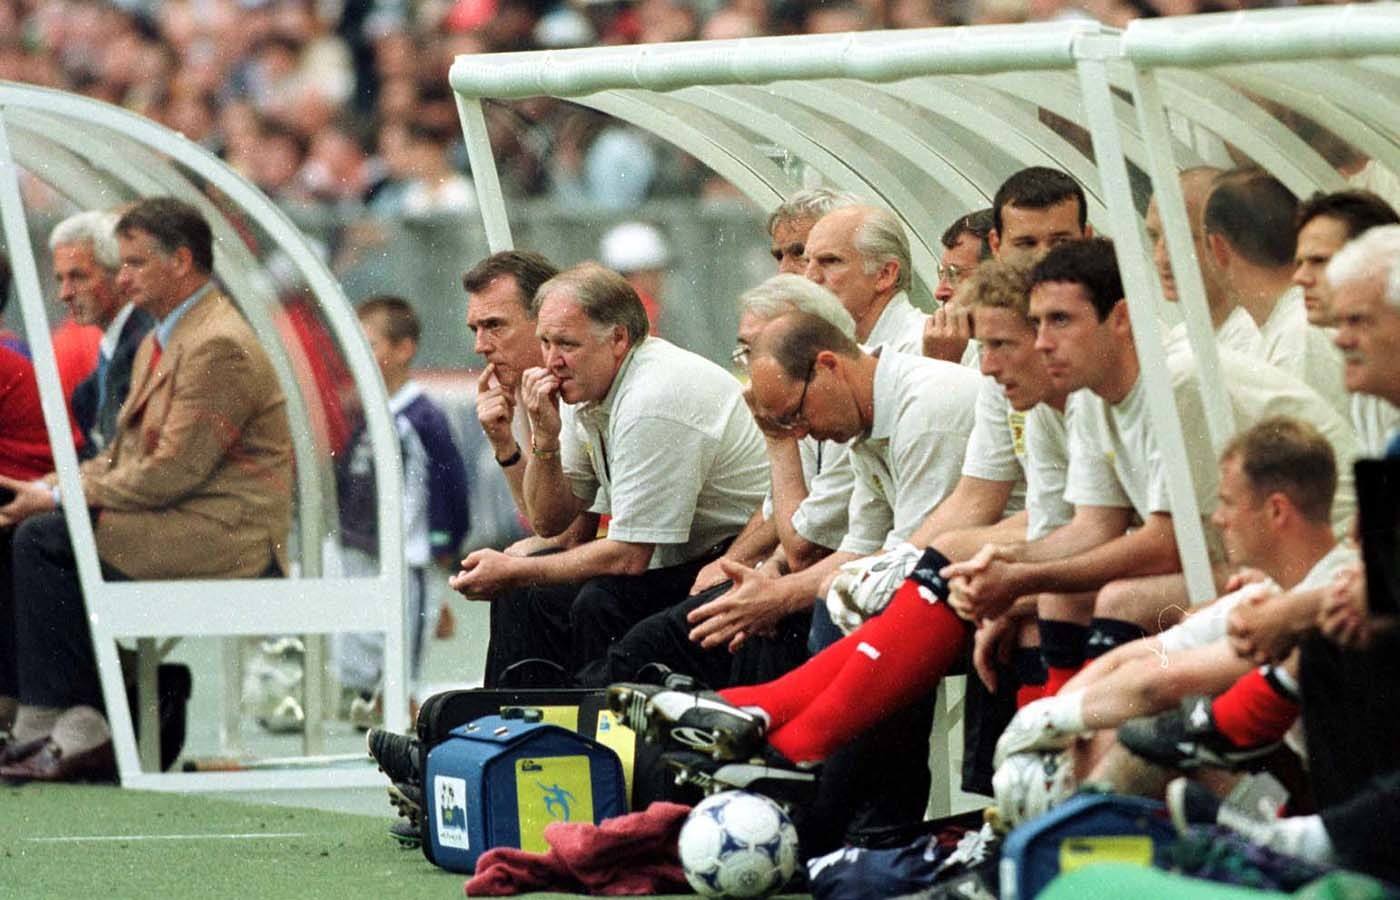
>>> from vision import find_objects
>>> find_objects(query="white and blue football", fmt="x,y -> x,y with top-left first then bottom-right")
678,790 -> 800,898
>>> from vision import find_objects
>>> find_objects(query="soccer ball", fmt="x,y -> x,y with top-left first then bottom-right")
992,749 -> 1078,829
678,791 -> 800,898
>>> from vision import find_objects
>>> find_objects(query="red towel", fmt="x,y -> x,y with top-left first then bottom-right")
465,801 -> 692,896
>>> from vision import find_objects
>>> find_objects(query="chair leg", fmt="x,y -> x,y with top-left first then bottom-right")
136,638 -> 161,772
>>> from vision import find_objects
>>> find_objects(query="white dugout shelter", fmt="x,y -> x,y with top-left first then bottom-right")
451,3 -> 1400,609
0,83 -> 409,790
0,3 -> 1395,794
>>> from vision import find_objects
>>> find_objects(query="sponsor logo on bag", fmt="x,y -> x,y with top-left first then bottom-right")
434,775 -> 470,850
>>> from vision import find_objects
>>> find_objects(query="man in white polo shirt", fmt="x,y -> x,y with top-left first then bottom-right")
451,263 -> 769,686
1143,167 -> 1263,355
994,417 -> 1354,780
945,239 -> 1360,672
1202,168 -> 1348,416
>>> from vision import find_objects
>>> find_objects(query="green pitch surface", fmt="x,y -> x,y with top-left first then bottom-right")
1,783 -> 810,899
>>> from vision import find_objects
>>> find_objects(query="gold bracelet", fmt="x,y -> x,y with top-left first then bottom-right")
531,440 -> 560,461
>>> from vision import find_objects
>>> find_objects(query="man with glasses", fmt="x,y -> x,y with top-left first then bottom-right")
924,208 -> 993,364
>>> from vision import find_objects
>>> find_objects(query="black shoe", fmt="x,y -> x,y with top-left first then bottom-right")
366,728 -> 421,785
1118,695 -> 1280,771
388,780 -> 423,827
607,682 -> 765,761
388,817 -> 421,849
661,749 -> 817,810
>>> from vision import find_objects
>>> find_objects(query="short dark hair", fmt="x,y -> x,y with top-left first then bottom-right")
755,309 -> 862,382
1028,238 -> 1123,321
1203,169 -> 1298,268
461,250 -> 560,317
116,197 -> 214,274
357,295 -> 421,344
992,168 -> 1087,235
941,208 -> 994,260
1221,416 -> 1337,525
1295,190 -> 1400,241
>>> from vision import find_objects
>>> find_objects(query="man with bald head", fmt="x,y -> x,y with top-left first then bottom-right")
765,188 -> 861,276
803,205 -> 926,353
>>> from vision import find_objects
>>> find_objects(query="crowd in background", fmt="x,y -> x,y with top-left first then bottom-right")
0,0 -> 1352,227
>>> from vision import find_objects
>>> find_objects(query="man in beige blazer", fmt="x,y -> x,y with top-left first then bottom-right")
0,196 -> 293,781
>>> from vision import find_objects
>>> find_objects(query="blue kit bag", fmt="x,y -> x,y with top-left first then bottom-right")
999,793 -> 1177,900
422,710 -> 628,874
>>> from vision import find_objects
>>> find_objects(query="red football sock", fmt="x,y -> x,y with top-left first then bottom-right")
720,631 -> 861,731
763,578 -> 967,764
1210,668 -> 1299,748
1016,682 -> 1046,709
1043,663 -> 1084,698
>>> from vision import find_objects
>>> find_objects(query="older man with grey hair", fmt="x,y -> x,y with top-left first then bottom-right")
1329,224 -> 1400,455
580,273 -> 861,690
49,210 -> 154,458
452,263 -> 770,686
804,204 -> 926,353
766,188 -> 862,275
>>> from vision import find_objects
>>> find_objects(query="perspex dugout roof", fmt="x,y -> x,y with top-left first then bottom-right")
450,3 -> 1400,606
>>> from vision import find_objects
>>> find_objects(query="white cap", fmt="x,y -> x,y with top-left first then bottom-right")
600,221 -> 669,273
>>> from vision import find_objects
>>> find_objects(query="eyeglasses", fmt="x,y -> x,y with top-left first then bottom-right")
730,343 -> 750,370
771,362 -> 816,430
937,262 -> 965,288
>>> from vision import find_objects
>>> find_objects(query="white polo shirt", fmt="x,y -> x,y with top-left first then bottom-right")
1156,542 -> 1357,655
865,291 -> 927,356
1165,305 -> 1263,357
960,377 -> 1029,514
1259,286 -> 1348,418
1023,402 -> 1075,541
788,438 -> 855,552
1351,393 -> 1400,457
1064,345 -> 1360,537
560,337 -> 770,569
839,350 -> 981,555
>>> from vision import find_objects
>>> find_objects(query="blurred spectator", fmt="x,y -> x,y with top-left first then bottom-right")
600,221 -> 669,334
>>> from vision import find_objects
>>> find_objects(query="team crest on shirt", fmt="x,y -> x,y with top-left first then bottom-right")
1008,411 -> 1027,457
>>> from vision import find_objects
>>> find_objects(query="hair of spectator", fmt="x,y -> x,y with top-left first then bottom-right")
1203,169 -> 1299,268
940,208 -> 995,261
756,309 -> 862,382
853,206 -> 912,295
1326,223 -> 1400,310
357,295 -> 421,345
462,250 -> 561,317
1028,237 -> 1123,321
1296,190 -> 1400,241
116,197 -> 214,274
962,259 -> 1032,319
534,262 -> 649,344
49,210 -> 122,271
765,187 -> 862,236
992,167 -> 1087,235
1221,416 -> 1337,524
739,274 -> 857,339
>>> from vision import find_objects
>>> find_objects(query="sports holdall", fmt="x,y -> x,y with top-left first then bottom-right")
422,710 -> 628,874
415,684 -> 667,811
999,793 -> 1177,900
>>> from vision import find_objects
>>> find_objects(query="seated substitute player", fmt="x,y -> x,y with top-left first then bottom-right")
944,238 -> 1360,674
1288,189 -> 1400,454
450,263 -> 769,685
923,207 -> 993,364
993,417 -> 1354,783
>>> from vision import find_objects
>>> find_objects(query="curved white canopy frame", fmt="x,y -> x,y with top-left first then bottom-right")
451,6 -> 1400,609
0,81 -> 407,791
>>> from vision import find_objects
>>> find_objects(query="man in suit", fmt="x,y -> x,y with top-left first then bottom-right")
0,196 -> 294,781
50,210 -> 155,458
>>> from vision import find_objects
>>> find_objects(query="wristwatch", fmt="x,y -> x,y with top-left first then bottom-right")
495,444 -> 523,468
